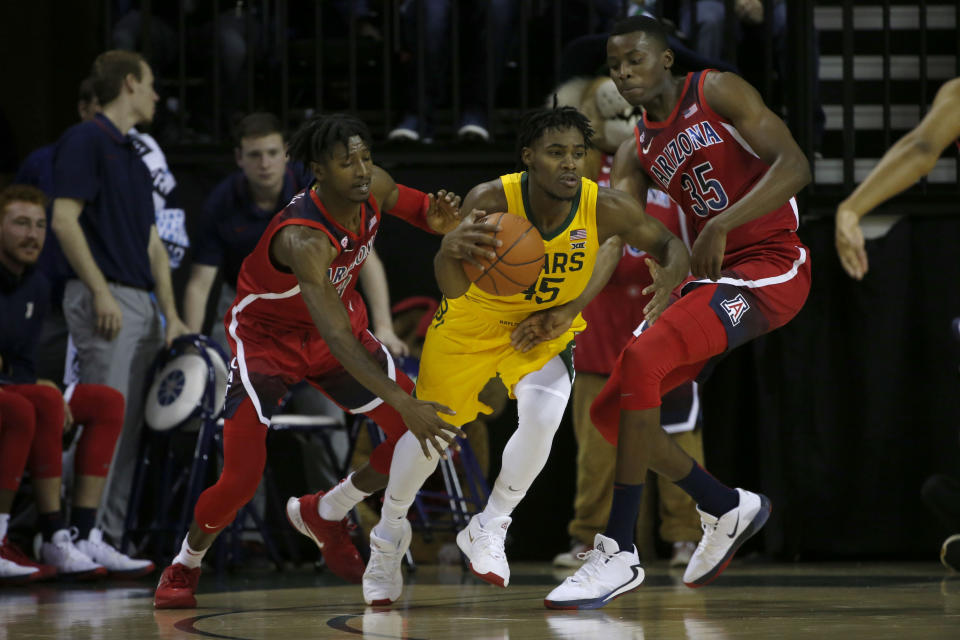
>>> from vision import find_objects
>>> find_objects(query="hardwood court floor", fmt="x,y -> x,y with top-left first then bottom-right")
1,562 -> 957,639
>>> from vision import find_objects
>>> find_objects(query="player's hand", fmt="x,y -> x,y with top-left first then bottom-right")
93,289 -> 123,340
377,327 -> 410,357
835,206 -> 868,280
642,258 -> 684,325
690,219 -> 727,281
164,316 -> 191,348
397,398 -> 464,460
511,305 -> 576,353
439,209 -> 502,269
426,190 -> 463,234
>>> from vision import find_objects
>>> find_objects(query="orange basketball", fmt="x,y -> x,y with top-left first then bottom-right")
462,212 -> 545,296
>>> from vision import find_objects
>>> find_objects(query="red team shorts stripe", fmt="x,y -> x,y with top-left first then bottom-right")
223,288 -> 398,425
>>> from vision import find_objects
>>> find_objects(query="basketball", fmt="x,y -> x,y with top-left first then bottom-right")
462,212 -> 545,296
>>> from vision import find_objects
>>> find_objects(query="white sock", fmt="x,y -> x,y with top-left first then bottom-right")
374,431 -> 440,544
482,357 -> 570,523
173,536 -> 207,569
0,513 -> 9,541
318,473 -> 371,521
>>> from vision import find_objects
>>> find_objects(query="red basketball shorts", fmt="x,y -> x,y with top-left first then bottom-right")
222,321 -> 407,425
591,241 -> 811,444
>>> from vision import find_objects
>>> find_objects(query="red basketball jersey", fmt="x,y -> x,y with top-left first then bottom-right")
634,70 -> 800,257
230,186 -> 379,335
576,187 -> 692,375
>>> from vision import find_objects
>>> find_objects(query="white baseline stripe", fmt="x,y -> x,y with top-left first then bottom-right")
228,286 -> 302,426
687,246 -> 807,289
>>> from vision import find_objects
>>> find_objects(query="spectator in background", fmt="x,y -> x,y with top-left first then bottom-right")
183,112 -> 312,345
387,0 -> 520,143
50,50 -> 190,544
0,185 -> 154,582
18,75 -> 189,385
667,0 -> 826,150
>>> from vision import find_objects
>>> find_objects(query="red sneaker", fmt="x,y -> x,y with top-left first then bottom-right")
286,491 -> 365,583
0,537 -> 56,580
154,563 -> 201,609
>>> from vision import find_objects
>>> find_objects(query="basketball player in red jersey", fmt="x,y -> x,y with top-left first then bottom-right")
154,114 -> 470,609
546,16 -> 812,609
835,76 -> 960,280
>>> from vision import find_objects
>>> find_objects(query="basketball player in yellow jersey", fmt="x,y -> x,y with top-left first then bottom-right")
358,106 -> 689,605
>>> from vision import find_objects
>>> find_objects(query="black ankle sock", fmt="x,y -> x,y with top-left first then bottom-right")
603,482 -> 644,551
675,463 -> 739,517
38,511 -> 64,541
70,507 -> 97,540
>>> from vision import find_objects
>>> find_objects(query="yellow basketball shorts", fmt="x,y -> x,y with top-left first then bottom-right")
416,299 -> 578,427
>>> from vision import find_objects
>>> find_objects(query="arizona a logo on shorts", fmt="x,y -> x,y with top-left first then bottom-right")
720,293 -> 750,326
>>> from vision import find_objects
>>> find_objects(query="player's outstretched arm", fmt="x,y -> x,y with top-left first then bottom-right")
836,77 -> 960,280
695,71 -> 811,279
273,225 -> 465,458
598,188 -> 690,324
434,181 -> 506,299
372,165 -> 462,234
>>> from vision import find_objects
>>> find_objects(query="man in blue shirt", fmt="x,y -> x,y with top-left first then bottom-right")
50,50 -> 189,542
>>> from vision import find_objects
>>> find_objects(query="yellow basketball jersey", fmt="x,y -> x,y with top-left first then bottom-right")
448,171 -> 600,328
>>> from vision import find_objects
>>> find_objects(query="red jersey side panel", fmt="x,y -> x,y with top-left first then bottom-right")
634,70 -> 800,256
229,186 -> 379,336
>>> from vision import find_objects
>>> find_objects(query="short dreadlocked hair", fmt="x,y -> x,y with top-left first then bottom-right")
516,106 -> 594,169
287,113 -> 372,165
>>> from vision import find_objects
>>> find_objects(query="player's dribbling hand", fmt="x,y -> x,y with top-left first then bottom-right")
398,398 -> 465,460
690,219 -> 727,281
641,258 -> 681,325
510,306 -> 575,352
426,190 -> 463,234
835,206 -> 868,280
440,209 -> 502,269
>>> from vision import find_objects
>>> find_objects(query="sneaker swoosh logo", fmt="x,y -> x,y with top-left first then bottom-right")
726,512 -> 740,539
469,532 -> 475,543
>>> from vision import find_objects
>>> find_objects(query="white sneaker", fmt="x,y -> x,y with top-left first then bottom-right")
0,556 -> 39,584
669,540 -> 697,568
76,528 -> 156,577
544,533 -> 645,610
553,540 -> 589,568
35,529 -> 107,579
683,488 -> 770,587
456,515 -> 511,587
363,520 -> 412,606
